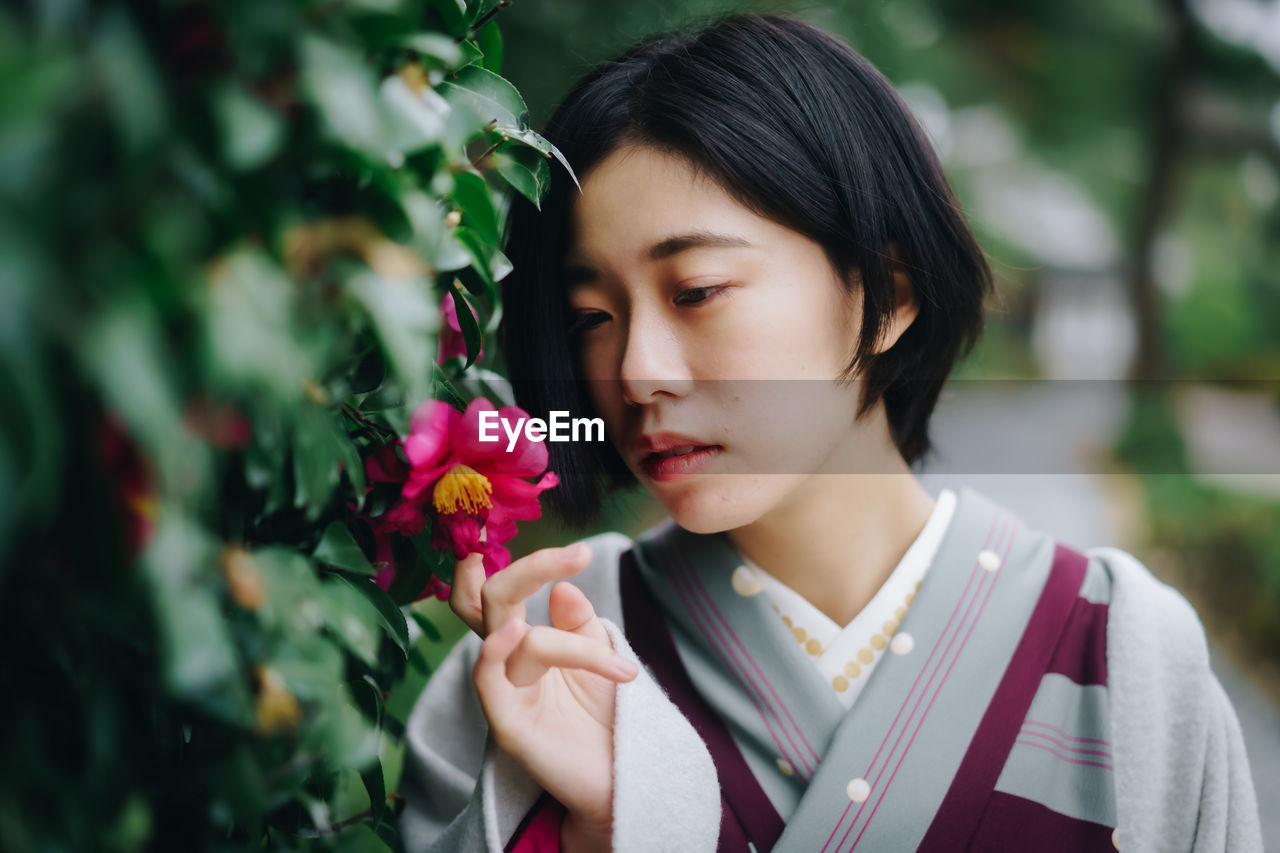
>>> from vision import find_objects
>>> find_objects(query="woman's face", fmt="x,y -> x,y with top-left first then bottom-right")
564,144 -> 907,533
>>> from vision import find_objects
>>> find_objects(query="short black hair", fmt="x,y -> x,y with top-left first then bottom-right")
501,12 -> 993,529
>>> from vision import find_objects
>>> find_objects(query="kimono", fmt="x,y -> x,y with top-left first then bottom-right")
397,487 -> 1263,852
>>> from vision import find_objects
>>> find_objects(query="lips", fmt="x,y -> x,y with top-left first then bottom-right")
635,431 -> 722,480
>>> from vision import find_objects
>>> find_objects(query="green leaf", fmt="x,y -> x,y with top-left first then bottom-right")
254,547 -> 324,634
437,64 -> 529,131
501,126 -> 580,191
90,8 -> 165,153
293,405 -> 342,520
317,685 -> 382,771
456,41 -> 485,69
362,758 -> 387,826
408,646 -> 432,674
386,535 -> 432,605
494,143 -> 550,209
348,270 -> 439,410
453,226 -> 496,298
300,35 -> 387,156
203,249 -> 315,400
142,511 -> 253,726
314,522 -> 375,575
476,21 -> 503,73
79,298 -> 206,497
380,75 -> 448,155
400,33 -> 465,68
268,635 -> 343,702
451,170 -> 501,246
334,423 -> 368,510
409,610 -> 442,643
318,576 -> 383,667
447,281 -> 483,368
334,574 -> 409,654
411,523 -> 454,586
213,83 -> 284,172
426,0 -> 468,38
336,822 -> 393,853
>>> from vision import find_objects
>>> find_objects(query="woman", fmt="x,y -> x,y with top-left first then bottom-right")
398,13 -> 1262,852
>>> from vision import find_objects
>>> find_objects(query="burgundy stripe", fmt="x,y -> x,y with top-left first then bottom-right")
1022,719 -> 1109,746
1013,737 -> 1114,771
844,517 -> 1021,851
1046,598 -> 1109,686
666,548 -> 813,777
967,791 -> 1116,852
504,792 -> 564,852
680,551 -> 821,767
916,543 -> 1090,853
820,510 -> 1010,853
620,551 -> 786,853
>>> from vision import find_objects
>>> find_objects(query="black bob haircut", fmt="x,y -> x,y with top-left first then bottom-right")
500,12 -> 993,529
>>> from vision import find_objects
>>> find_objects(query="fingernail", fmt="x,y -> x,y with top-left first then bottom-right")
611,655 -> 638,678
563,543 -> 589,560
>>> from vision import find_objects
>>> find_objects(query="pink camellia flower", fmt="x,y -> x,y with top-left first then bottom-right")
358,398 -> 558,601
437,290 -> 483,365
403,397 -> 558,581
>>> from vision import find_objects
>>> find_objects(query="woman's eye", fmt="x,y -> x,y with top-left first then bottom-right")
567,311 -> 610,336
674,284 -> 729,306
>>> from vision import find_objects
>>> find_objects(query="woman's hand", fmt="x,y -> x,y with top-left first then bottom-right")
449,544 -> 637,848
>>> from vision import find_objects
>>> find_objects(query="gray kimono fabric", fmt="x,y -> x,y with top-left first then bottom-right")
397,487 -> 1262,852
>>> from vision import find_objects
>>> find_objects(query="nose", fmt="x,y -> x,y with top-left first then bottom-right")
618,308 -> 693,406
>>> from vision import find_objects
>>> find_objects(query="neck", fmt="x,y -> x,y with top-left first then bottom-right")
725,409 -> 936,627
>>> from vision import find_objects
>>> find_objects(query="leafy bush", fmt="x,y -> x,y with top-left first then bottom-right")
0,1 -> 566,849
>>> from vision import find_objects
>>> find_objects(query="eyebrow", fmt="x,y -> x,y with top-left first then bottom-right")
564,230 -> 754,287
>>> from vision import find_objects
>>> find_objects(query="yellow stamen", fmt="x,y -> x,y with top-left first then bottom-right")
433,464 -> 493,514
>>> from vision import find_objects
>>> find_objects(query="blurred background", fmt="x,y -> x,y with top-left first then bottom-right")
450,0 -> 1280,842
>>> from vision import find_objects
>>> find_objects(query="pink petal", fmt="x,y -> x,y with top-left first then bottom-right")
384,500 -> 427,535
365,444 -> 409,484
405,399 -> 457,469
452,397 -> 507,462
437,291 -> 484,365
432,511 -> 487,559
487,405 -> 549,476
483,516 -> 518,546
402,462 -> 451,500
488,471 -> 559,523
482,543 -> 512,577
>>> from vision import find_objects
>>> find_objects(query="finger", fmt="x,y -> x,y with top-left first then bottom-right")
449,552 -> 487,635
472,617 -> 529,718
548,581 -> 610,645
505,624 -> 638,688
481,543 -> 593,635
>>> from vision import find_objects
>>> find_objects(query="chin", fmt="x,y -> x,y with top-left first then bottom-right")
650,474 -> 784,535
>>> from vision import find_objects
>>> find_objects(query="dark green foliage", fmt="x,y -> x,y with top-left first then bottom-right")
0,0 -> 567,849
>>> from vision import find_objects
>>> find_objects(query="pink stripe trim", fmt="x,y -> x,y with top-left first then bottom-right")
1017,728 -> 1111,759
666,551 -> 813,777
1022,719 -> 1110,746
682,556 -> 821,767
1014,738 -> 1114,771
844,516 -> 1020,852
819,510 -> 1008,853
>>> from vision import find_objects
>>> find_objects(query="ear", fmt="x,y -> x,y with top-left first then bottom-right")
874,241 -> 920,355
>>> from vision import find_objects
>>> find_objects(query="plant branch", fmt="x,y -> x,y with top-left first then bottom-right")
462,1 -> 512,42
340,402 -> 398,439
